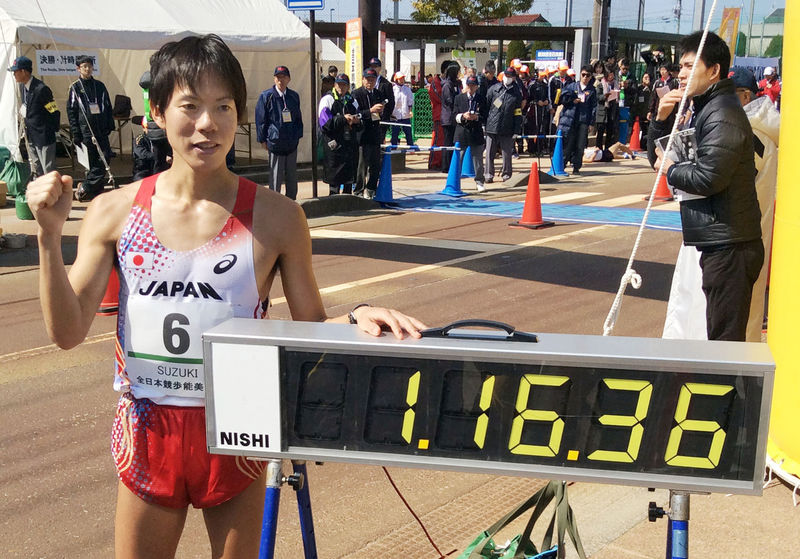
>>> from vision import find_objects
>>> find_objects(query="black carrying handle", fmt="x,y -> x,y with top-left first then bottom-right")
421,319 -> 538,343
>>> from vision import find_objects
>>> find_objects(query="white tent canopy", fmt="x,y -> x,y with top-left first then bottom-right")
1,0 -> 319,163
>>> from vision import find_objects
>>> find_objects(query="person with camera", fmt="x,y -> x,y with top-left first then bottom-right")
318,73 -> 362,195
352,68 -> 386,199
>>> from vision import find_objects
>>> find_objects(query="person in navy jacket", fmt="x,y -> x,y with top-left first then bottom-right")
255,65 -> 304,200
8,55 -> 60,177
453,75 -> 488,191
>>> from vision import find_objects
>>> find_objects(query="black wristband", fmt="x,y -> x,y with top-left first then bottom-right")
348,303 -> 370,324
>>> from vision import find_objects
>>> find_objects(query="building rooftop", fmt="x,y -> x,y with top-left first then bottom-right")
764,8 -> 784,24
482,13 -> 550,26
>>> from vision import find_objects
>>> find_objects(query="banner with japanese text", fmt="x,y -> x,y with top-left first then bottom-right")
345,18 -> 362,88
718,8 -> 742,60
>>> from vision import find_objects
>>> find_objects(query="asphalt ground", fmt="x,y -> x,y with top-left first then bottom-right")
1,143 -> 798,558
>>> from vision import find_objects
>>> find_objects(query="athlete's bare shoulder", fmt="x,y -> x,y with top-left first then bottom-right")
79,180 -> 144,243
250,184 -> 308,251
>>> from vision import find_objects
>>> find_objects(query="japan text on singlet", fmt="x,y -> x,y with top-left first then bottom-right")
114,174 -> 261,406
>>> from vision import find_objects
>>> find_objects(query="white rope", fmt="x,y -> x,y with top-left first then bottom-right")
33,0 -> 115,186
602,0 -> 720,337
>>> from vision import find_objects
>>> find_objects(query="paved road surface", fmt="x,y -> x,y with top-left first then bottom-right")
2,157 -> 797,558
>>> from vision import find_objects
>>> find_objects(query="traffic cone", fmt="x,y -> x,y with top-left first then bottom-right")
461,145 -> 475,178
510,162 -> 555,229
375,147 -> 394,203
629,117 -> 642,151
97,268 -> 120,316
547,130 -> 569,177
644,173 -> 674,201
440,142 -> 467,197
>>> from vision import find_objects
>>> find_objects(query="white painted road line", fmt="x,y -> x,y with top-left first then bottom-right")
310,229 -> 512,253
540,192 -> 601,204
590,194 -> 649,207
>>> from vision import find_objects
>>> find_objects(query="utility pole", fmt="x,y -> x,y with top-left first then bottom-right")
359,0 -> 379,65
591,0 -> 611,60
747,0 -> 756,55
393,0 -> 401,75
675,0 -> 683,35
693,0 -> 706,32
564,0 -> 573,61
638,0 -> 645,30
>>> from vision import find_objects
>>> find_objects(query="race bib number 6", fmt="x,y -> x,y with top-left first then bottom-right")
124,299 -> 235,396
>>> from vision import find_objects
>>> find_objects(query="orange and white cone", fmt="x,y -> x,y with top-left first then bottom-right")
510,162 -> 555,229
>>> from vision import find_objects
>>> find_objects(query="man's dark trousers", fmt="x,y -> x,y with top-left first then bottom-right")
563,122 -> 589,172
355,143 -> 381,196
699,239 -> 764,341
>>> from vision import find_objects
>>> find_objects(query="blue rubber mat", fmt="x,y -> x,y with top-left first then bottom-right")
392,194 -> 682,231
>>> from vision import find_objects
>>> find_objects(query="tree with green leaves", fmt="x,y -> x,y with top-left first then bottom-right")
764,35 -> 783,58
411,0 -> 534,48
506,40 -> 528,62
735,31 -> 746,57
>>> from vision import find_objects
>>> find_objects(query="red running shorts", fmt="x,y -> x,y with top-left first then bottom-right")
111,393 -> 266,508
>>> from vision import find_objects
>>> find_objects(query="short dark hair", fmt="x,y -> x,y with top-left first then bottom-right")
328,65 -> 338,73
484,60 -> 496,73
581,65 -> 593,75
150,34 -> 247,123
440,60 -> 452,74
619,58 -> 630,66
679,30 -> 730,79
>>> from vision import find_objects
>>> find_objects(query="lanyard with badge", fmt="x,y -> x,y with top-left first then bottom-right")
278,90 -> 292,123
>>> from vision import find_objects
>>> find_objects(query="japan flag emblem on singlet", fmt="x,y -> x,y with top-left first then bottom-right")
125,252 -> 155,270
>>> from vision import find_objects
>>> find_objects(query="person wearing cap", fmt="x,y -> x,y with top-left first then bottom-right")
352,67 -> 386,198
67,55 -> 114,202
368,57 -> 395,137
547,64 -> 565,150
390,72 -> 415,146
564,68 -> 576,85
527,69 -> 551,156
320,65 -> 338,96
8,55 -> 60,177
513,65 -> 532,158
558,65 -> 598,175
318,73 -> 362,195
758,66 -> 780,108
485,67 -> 523,183
440,63 -> 462,172
131,70 -> 171,181
255,65 -> 304,200
454,75 -> 488,192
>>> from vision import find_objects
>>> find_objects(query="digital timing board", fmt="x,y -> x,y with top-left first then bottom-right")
203,319 -> 774,495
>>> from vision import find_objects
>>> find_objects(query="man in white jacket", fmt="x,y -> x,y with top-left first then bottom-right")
662,67 -> 779,342
390,72 -> 415,146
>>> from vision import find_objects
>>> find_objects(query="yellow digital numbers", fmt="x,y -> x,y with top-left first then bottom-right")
665,383 -> 733,469
473,375 -> 495,449
588,379 -> 653,463
508,375 -> 569,457
401,371 -> 421,444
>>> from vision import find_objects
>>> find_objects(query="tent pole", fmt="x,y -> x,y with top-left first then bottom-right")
309,10 -> 318,198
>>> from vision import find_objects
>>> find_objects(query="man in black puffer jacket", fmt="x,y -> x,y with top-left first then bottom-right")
652,31 -> 762,341
485,67 -> 523,182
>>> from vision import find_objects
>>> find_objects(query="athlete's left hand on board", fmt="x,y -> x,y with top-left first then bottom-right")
352,306 -> 427,339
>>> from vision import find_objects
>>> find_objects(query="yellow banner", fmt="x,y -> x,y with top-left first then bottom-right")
718,7 -> 742,60
345,18 -> 362,88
